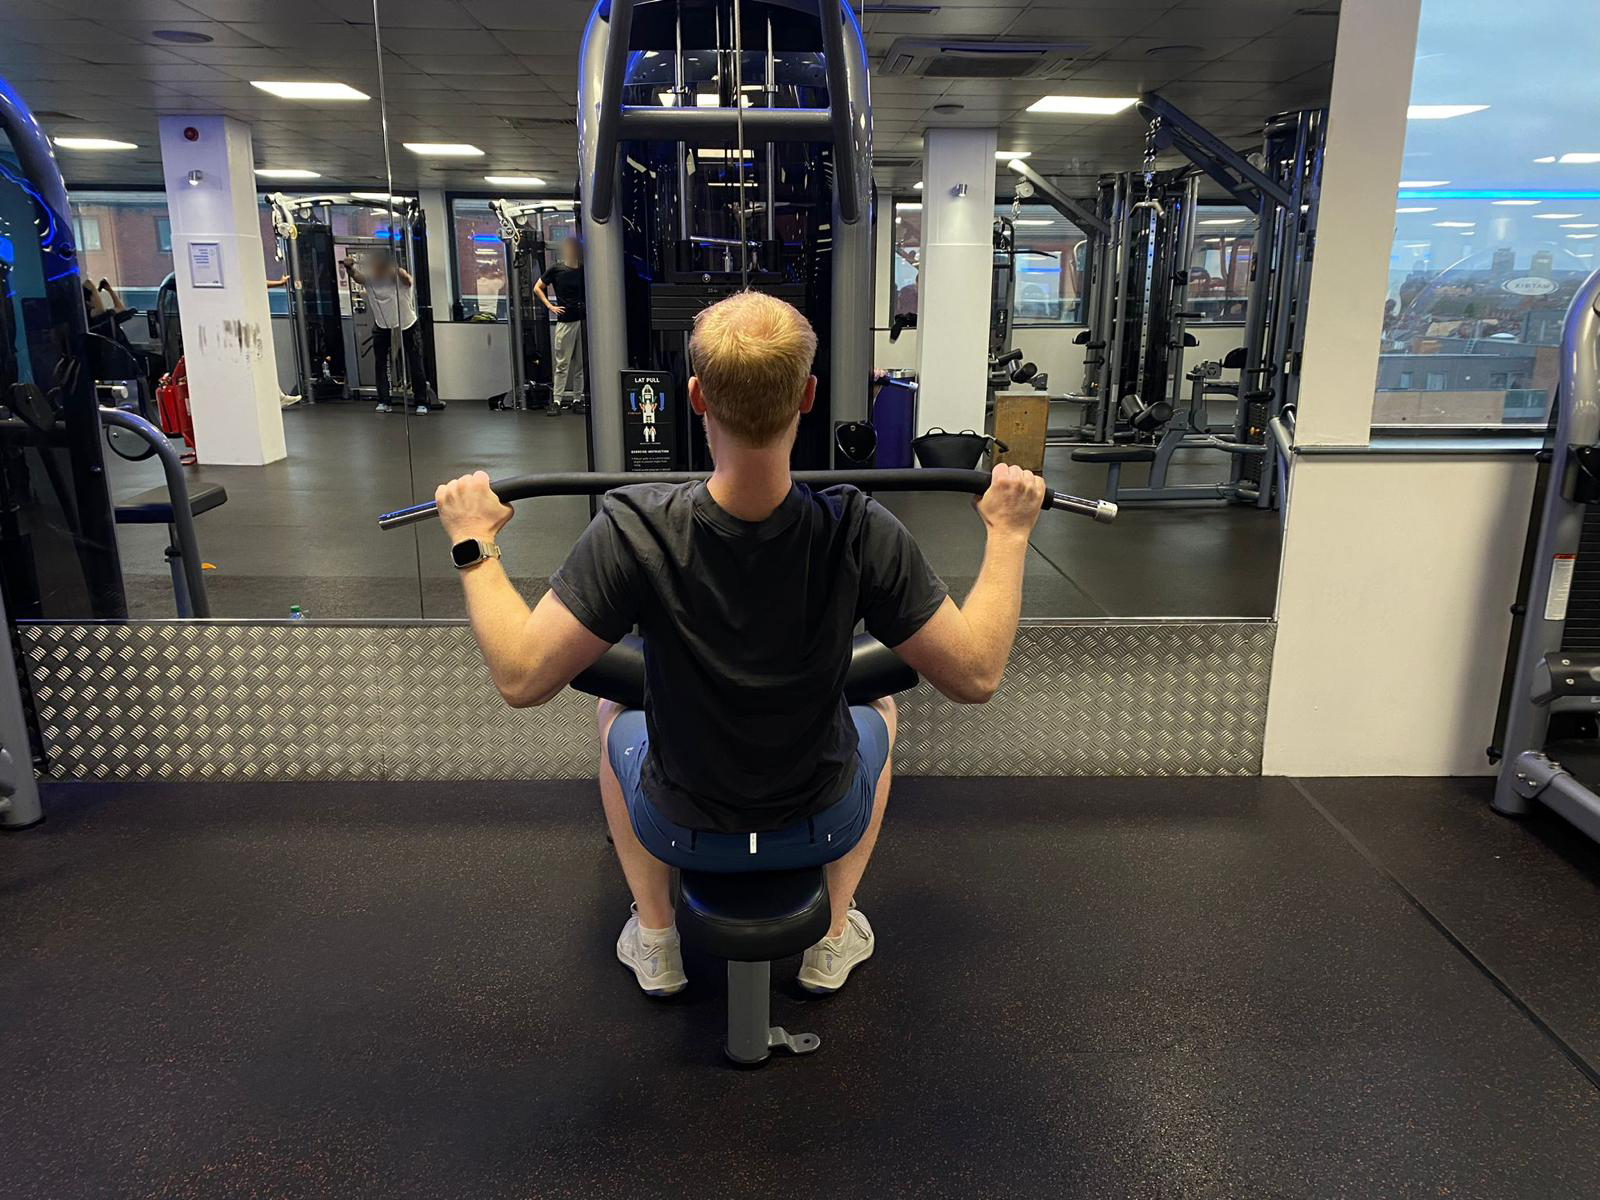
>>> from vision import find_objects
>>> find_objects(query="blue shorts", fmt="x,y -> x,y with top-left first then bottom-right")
606,706 -> 891,873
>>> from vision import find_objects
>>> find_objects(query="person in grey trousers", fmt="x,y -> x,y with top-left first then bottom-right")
534,237 -> 587,413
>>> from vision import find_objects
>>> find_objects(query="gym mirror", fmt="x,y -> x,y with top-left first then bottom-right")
49,0 -> 1340,623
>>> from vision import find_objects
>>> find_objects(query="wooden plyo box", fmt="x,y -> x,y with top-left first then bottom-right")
993,394 -> 1049,471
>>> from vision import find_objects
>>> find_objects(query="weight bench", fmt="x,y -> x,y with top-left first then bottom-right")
114,481 -> 227,618
572,631 -> 917,1065
1071,445 -> 1156,504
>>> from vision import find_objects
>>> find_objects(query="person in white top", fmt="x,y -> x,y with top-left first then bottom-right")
344,251 -> 437,413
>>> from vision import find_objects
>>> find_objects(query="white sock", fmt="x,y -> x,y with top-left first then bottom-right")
639,921 -> 676,942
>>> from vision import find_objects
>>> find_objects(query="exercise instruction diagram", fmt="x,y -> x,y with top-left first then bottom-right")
622,369 -> 681,471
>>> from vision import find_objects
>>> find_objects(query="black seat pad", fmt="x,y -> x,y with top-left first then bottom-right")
115,482 -> 228,524
572,631 -> 917,711
676,867 -> 831,962
1072,447 -> 1156,464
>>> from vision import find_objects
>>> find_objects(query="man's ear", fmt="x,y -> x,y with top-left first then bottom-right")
798,375 -> 817,415
688,377 -> 708,416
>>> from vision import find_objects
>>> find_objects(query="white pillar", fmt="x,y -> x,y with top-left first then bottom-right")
914,127 -> 998,435
158,115 -> 286,466
1259,0 -> 1533,777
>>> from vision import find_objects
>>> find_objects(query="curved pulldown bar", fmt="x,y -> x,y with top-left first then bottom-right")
376,468 -> 1119,530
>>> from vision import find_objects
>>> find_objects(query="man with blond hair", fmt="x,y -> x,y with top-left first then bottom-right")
435,291 -> 1046,997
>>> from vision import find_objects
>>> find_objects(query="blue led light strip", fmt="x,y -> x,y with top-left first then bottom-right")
1398,189 -> 1600,201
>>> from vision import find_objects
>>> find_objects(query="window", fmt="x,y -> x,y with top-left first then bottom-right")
448,196 -> 578,319
889,198 -> 921,325
66,191 -> 175,311
1188,204 -> 1254,322
888,198 -> 1088,328
73,216 -> 101,251
1007,205 -> 1087,325
1374,0 -> 1595,428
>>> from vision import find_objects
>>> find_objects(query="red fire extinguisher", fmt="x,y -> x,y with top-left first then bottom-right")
156,356 -> 196,465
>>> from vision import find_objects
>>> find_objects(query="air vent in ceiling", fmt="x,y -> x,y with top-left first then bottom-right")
33,110 -> 84,122
500,115 -> 577,130
880,37 -> 1092,80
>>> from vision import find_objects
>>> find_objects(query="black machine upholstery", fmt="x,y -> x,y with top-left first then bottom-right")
572,631 -> 919,711
113,483 -> 229,525
676,867 -> 831,962
1072,446 -> 1157,465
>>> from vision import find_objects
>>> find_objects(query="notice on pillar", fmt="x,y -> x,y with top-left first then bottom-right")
188,242 -> 224,288
622,370 -> 680,473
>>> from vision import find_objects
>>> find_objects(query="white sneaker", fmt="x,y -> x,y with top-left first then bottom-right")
798,906 -> 874,994
279,392 -> 301,408
375,402 -> 391,413
616,906 -> 687,997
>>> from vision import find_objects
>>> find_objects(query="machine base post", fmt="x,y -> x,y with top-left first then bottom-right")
724,960 -> 819,1065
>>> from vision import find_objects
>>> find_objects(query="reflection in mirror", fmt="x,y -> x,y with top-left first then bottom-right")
0,95 -> 126,620
9,0 -> 1340,623
53,2 -> 417,619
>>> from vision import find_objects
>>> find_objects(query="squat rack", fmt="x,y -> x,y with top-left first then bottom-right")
1014,93 -> 1324,508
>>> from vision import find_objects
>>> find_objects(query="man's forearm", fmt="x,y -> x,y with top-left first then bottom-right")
957,529 -> 1030,692
459,558 -> 538,700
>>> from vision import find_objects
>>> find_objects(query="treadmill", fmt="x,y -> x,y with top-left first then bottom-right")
1494,265 -> 1600,837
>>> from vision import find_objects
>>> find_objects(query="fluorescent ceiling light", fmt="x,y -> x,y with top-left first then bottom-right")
1559,153 -> 1600,165
404,143 -> 483,156
1395,206 -> 1437,214
255,167 -> 320,179
896,202 -> 923,211
349,191 -> 411,201
53,136 -> 137,150
1562,223 -> 1599,228
913,181 -> 923,190
1492,199 -> 1540,206
1407,104 -> 1487,120
695,149 -> 754,160
1433,220 -> 1475,228
998,150 -> 1031,160
1535,156 -> 1558,164
1015,219 -> 1052,226
1534,213 -> 1584,219
1398,180 -> 1449,188
1201,218 -> 1247,226
1027,96 -> 1138,116
1569,233 -> 1599,240
484,174 -> 546,186
251,81 -> 369,101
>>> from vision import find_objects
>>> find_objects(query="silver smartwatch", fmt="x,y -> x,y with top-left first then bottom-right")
451,538 -> 502,570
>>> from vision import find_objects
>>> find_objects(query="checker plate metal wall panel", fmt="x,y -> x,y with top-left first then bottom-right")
20,621 -> 1274,781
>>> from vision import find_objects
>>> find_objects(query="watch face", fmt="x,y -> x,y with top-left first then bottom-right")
451,539 -> 483,568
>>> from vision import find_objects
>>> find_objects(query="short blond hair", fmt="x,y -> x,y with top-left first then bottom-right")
688,291 -> 818,446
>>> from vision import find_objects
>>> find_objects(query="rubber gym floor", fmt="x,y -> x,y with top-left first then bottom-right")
5,775 -> 1600,1198
107,404 -> 1282,621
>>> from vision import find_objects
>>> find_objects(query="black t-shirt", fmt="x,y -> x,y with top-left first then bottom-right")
549,481 -> 947,833
539,263 -> 585,322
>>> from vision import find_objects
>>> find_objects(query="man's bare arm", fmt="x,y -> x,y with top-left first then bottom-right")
437,471 -> 611,707
890,464 -> 1044,704
397,266 -> 414,287
533,277 -> 564,315
460,563 -> 610,707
